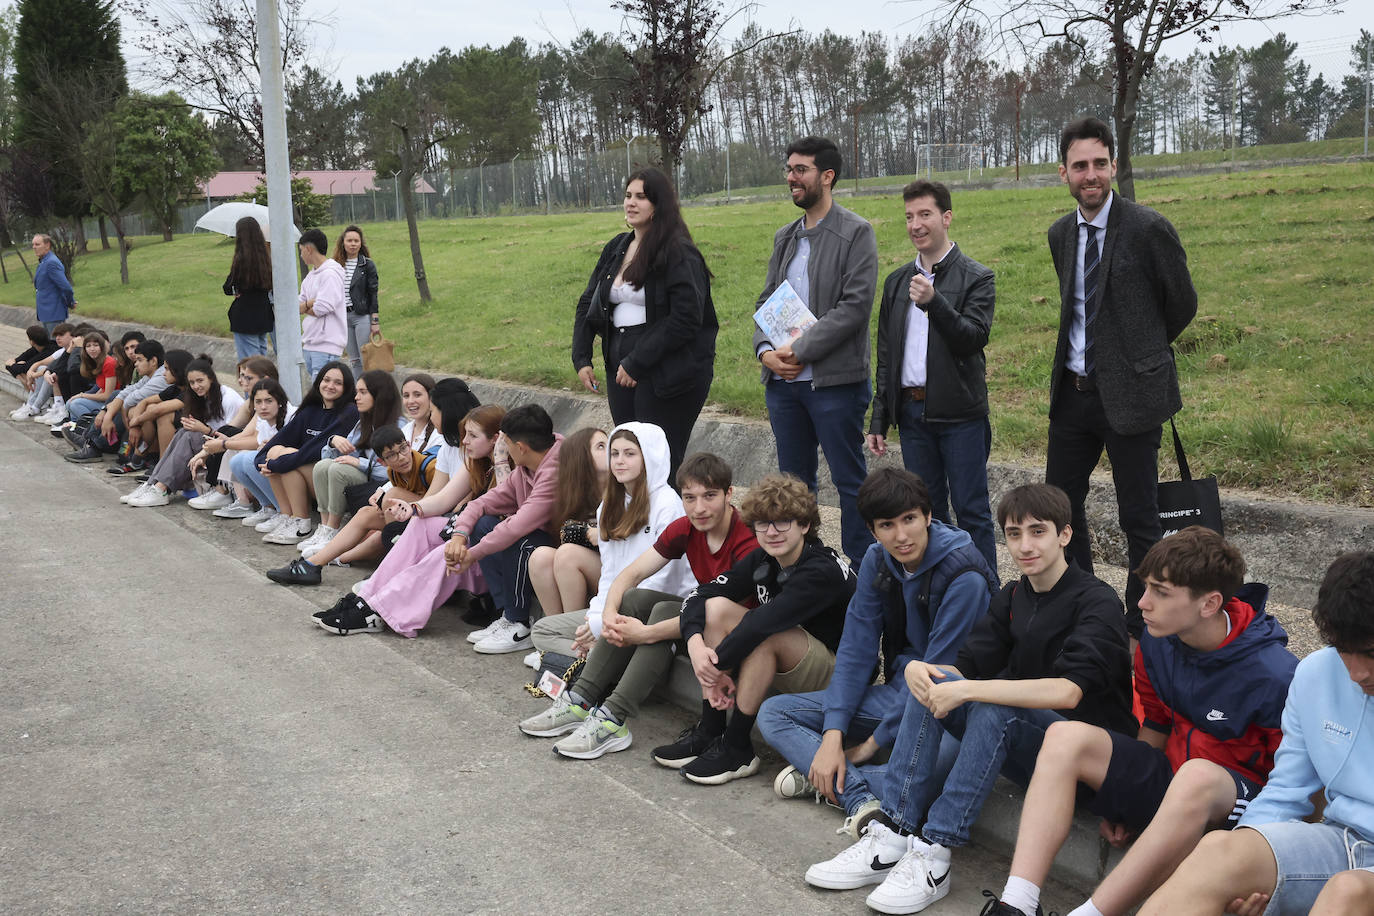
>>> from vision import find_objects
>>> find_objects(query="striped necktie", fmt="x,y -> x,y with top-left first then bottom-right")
1083,224 -> 1100,378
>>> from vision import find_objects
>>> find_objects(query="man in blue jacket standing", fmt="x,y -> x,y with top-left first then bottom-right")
32,234 -> 74,332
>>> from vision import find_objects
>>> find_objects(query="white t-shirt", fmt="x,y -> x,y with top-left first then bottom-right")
436,443 -> 465,477
254,403 -> 296,445
207,388 -> 246,429
403,418 -> 442,453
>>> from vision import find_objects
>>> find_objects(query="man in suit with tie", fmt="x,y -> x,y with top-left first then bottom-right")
1045,117 -> 1198,638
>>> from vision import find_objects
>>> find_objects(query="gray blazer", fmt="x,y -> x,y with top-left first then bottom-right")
752,202 -> 878,388
1048,194 -> 1197,436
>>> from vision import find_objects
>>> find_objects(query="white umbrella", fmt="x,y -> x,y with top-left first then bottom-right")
194,202 -> 301,240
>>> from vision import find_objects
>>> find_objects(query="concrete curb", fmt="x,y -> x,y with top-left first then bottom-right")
6,303 -> 1366,611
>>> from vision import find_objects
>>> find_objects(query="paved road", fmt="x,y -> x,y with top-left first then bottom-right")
1,415 -> 1071,914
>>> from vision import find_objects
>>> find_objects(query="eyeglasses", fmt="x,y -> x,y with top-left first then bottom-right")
752,519 -> 795,534
380,448 -> 409,461
783,165 -> 815,178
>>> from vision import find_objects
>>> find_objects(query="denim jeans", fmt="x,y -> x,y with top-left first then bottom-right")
343,311 -> 373,377
759,684 -> 962,817
234,332 -> 269,358
897,401 -> 997,573
882,673 -> 1064,846
229,449 -> 278,509
67,396 -> 104,423
303,349 -> 337,377
470,514 -> 557,625
764,377 -> 873,566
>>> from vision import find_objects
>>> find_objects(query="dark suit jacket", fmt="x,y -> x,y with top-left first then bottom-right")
1049,194 -> 1197,436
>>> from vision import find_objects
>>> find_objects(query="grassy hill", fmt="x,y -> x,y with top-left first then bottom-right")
12,159 -> 1373,505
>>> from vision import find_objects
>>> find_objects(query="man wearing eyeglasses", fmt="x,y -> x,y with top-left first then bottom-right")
753,136 -> 879,570
662,473 -> 855,786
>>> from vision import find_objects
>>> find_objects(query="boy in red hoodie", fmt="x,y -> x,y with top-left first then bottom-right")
984,526 -> 1298,916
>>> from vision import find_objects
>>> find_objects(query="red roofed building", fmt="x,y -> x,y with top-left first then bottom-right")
200,170 -> 437,202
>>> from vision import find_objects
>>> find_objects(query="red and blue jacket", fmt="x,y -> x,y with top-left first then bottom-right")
1135,583 -> 1297,786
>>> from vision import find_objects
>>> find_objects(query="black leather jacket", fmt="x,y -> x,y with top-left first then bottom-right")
345,254 -> 380,316
869,243 -> 995,433
571,232 -> 718,399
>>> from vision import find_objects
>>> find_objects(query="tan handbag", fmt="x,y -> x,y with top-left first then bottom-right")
361,331 -> 395,372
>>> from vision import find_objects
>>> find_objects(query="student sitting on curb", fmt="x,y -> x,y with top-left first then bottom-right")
519,452 -> 759,760
985,526 -> 1297,916
758,467 -> 995,838
1139,549 -> 1374,916
804,483 -> 1135,915
655,472 -> 855,786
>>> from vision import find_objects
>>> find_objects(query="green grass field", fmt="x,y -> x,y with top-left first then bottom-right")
13,159 -> 1373,505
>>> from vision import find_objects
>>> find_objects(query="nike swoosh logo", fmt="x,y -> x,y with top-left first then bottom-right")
927,868 -> 949,889
870,856 -> 896,872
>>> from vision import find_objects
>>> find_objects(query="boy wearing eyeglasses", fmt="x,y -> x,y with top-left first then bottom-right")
662,472 -> 855,786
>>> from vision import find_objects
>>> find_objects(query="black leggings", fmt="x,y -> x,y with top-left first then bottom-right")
605,325 -> 711,485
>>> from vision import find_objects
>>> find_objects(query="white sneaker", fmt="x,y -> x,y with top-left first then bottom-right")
243,506 -> 274,527
263,516 -> 310,545
522,650 -> 541,670
805,819 -> 911,891
297,525 -> 337,554
35,406 -> 65,424
254,511 -> 286,533
214,501 -> 255,519
465,618 -> 502,644
10,404 -> 36,419
864,836 -> 952,914
473,617 -> 532,654
120,482 -> 153,504
128,486 -> 171,508
189,489 -> 232,510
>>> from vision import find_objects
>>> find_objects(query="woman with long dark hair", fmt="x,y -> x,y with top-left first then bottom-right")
332,224 -> 380,377
571,166 -> 718,482
224,217 -> 275,357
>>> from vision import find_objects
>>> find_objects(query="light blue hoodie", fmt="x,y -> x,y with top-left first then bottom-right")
1238,646 -> 1374,836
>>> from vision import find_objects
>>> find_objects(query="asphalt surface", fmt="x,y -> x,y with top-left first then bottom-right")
0,411 -> 1082,914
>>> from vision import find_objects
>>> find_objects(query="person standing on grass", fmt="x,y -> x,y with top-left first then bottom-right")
224,217 -> 275,358
297,228 -> 347,376
1045,117 -> 1197,641
32,233 -> 75,332
334,225 -> 380,377
752,136 -> 878,569
571,167 -> 717,484
867,180 -> 998,574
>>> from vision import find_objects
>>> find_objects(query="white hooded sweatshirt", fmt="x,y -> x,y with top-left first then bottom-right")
584,421 -> 694,637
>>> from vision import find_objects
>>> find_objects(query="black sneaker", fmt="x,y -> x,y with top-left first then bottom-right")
313,593 -> 356,620
315,597 -> 383,635
978,890 -> 1045,916
64,444 -> 104,463
135,473 -> 151,482
107,456 -> 147,475
652,719 -> 723,768
267,557 -> 322,586
460,591 -> 498,626
680,736 -> 761,785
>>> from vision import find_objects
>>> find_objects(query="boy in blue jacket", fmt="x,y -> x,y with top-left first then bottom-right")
805,483 -> 1134,914
757,467 -> 995,836
1141,549 -> 1374,916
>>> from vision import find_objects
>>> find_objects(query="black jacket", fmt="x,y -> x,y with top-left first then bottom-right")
679,541 -> 854,670
870,243 -> 994,433
956,562 -> 1136,736
571,232 -> 717,399
345,254 -> 380,316
223,275 -> 274,335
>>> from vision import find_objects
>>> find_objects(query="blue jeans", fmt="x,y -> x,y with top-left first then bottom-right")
303,349 -> 336,377
234,332 -> 269,358
470,514 -> 557,625
898,402 -> 998,573
67,396 -> 104,423
765,377 -> 872,566
229,450 -> 278,510
883,674 -> 1064,846
759,685 -> 961,817
344,311 -> 374,377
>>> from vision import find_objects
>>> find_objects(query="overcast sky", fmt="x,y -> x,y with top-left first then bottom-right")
123,0 -> 1374,92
